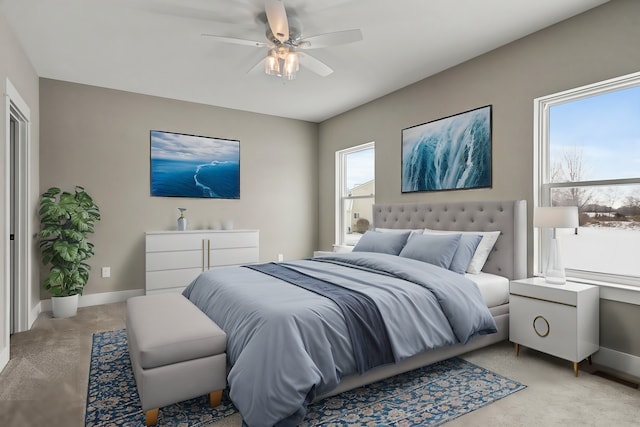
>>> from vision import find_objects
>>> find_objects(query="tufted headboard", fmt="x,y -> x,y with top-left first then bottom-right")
373,200 -> 527,280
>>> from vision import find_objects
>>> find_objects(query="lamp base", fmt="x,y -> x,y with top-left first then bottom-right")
544,270 -> 566,285
543,236 -> 566,285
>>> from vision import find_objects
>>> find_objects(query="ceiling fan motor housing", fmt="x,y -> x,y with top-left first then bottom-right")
266,24 -> 302,47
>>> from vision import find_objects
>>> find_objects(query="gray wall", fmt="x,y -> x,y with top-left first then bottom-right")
39,79 -> 318,297
318,0 -> 640,360
601,300 -> 640,356
0,11 -> 40,358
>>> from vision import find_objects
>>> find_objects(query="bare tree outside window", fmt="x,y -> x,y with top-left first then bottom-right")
551,146 -> 593,211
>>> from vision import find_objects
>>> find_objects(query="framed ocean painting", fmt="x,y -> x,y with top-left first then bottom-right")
150,130 -> 240,199
401,105 -> 492,193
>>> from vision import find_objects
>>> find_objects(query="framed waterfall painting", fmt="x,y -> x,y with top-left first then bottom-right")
401,105 -> 492,193
150,130 -> 240,199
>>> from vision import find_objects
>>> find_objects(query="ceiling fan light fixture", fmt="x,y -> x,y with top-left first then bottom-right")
284,51 -> 299,72
276,45 -> 289,59
283,64 -> 296,80
264,46 -> 298,80
265,49 -> 280,75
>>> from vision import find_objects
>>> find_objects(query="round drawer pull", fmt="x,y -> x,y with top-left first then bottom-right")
533,315 -> 550,337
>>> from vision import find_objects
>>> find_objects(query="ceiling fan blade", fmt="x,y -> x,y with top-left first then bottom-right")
298,29 -> 363,49
265,0 -> 289,43
297,52 -> 333,77
247,54 -> 266,74
201,34 -> 269,48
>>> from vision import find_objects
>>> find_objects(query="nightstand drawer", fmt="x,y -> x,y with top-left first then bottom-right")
510,280 -> 577,306
510,294 -> 578,361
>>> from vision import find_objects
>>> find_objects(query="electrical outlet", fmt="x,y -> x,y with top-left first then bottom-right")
277,254 -> 284,262
101,267 -> 111,278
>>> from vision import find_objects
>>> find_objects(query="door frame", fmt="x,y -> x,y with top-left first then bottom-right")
2,78 -> 33,371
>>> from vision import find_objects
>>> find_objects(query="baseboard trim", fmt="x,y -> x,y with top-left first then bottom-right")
40,289 -> 144,312
0,345 -> 9,373
29,302 -> 41,329
593,346 -> 640,379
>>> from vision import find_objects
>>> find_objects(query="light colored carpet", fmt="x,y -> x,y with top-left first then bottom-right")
1,302 -> 638,427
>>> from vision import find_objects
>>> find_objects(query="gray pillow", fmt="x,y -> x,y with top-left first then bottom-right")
398,233 -> 462,269
449,234 -> 483,274
352,230 -> 411,255
424,229 -> 500,274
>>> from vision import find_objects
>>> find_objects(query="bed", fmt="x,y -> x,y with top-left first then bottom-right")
183,199 -> 527,427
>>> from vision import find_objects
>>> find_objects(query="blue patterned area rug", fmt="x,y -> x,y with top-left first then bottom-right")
85,329 -> 525,426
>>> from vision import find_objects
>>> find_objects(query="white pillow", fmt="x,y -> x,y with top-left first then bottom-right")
423,229 -> 500,274
375,228 -> 424,239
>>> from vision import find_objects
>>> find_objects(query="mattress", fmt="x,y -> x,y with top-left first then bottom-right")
466,271 -> 510,308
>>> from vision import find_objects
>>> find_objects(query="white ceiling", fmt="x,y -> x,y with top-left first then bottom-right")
1,0 -> 608,122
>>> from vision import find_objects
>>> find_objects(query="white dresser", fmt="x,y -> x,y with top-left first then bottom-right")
145,230 -> 259,294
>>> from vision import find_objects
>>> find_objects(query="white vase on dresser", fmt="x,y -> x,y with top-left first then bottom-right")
145,229 -> 259,294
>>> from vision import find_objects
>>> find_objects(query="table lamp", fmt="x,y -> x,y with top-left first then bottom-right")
534,206 -> 579,285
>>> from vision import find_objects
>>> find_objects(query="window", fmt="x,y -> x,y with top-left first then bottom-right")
534,71 -> 640,286
336,142 -> 375,246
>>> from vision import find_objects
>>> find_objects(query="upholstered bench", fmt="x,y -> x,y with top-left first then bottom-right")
126,293 -> 227,426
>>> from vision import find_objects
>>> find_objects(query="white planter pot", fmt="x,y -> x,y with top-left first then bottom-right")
51,294 -> 79,318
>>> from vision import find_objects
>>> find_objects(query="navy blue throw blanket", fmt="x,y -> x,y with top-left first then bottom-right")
245,262 -> 395,374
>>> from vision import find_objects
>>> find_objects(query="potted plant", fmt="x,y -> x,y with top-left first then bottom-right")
37,186 -> 101,318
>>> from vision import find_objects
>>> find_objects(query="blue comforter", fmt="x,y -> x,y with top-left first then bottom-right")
182,252 -> 496,427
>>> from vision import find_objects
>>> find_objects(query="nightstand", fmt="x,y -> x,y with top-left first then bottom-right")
509,277 -> 599,377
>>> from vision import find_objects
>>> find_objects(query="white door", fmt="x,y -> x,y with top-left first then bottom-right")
9,114 -> 16,334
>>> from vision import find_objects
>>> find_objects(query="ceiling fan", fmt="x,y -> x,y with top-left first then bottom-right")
202,0 -> 363,80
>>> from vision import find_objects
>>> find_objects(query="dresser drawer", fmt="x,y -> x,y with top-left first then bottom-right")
146,250 -> 203,272
209,231 -> 258,249
146,230 -> 259,252
146,232 -> 215,252
210,247 -> 259,267
145,268 -> 202,291
510,294 -> 579,362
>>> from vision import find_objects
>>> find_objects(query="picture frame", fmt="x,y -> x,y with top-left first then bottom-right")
401,105 -> 492,193
150,130 -> 240,199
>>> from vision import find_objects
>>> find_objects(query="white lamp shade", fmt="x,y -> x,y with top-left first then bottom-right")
534,206 -> 578,229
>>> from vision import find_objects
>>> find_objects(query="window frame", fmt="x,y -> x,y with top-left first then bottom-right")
335,142 -> 375,246
533,70 -> 640,287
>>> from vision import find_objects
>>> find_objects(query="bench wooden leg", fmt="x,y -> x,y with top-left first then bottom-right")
145,408 -> 159,426
209,390 -> 223,407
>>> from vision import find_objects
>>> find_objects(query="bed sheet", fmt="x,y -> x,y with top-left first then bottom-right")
466,271 -> 510,307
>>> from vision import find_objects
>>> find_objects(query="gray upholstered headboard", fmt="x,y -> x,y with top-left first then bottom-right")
373,200 -> 527,280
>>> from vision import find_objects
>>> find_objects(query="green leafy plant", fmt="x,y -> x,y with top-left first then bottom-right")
37,186 -> 101,297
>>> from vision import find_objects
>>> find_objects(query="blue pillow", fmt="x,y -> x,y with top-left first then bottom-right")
448,234 -> 483,274
398,233 -> 461,269
353,230 -> 411,255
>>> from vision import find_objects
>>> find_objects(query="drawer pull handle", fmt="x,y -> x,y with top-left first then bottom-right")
533,315 -> 550,337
